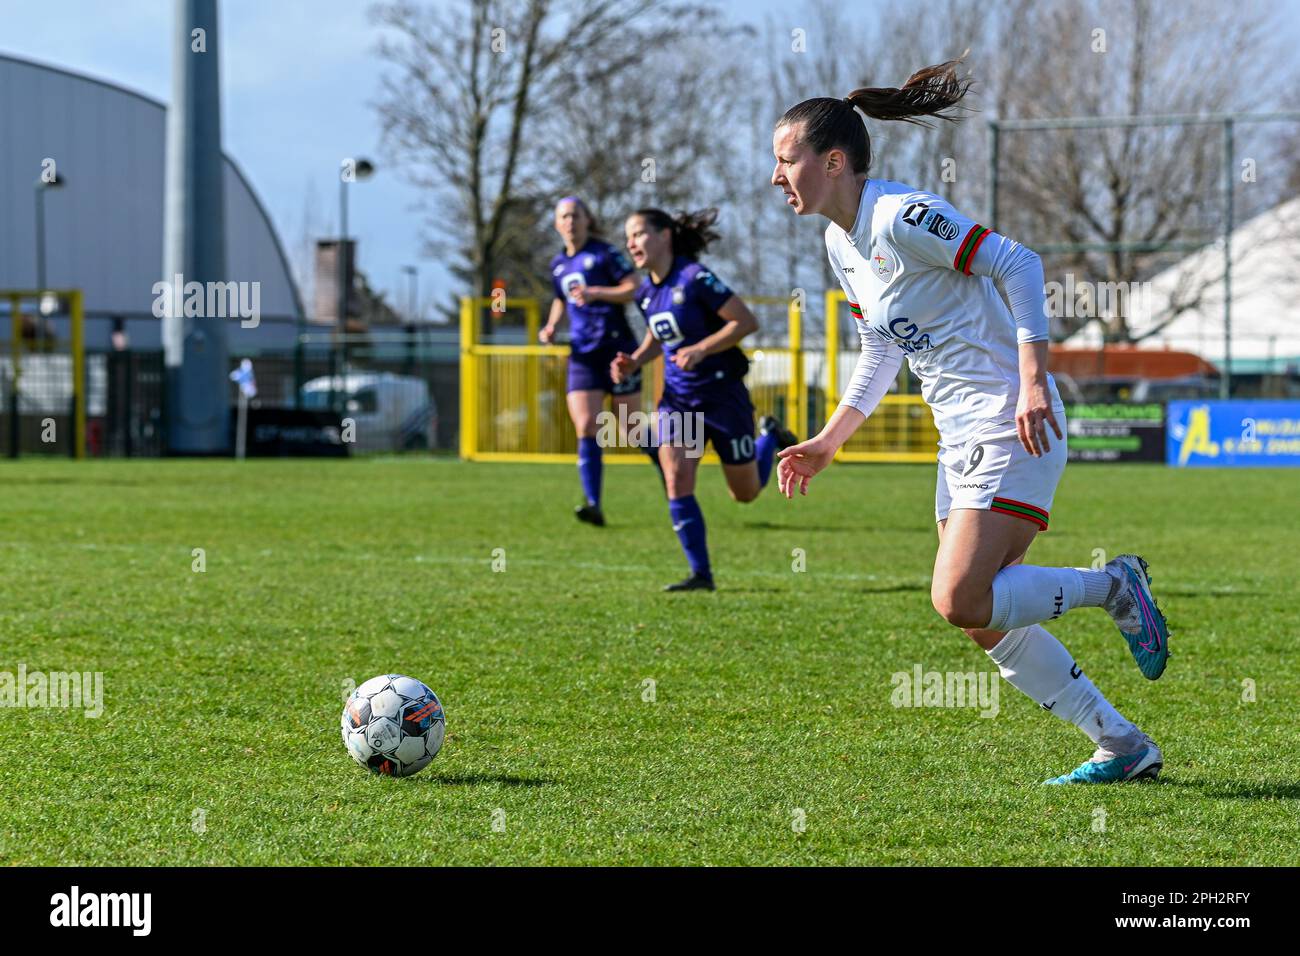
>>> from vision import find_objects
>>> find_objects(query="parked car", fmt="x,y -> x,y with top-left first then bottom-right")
299,372 -> 436,452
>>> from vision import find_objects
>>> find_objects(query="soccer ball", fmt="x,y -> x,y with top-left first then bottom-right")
341,674 -> 445,777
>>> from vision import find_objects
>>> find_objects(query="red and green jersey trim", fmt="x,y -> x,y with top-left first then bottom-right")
953,224 -> 990,275
990,496 -> 1049,530
848,301 -> 864,322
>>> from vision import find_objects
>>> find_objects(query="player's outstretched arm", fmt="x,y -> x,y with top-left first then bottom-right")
776,405 -> 866,498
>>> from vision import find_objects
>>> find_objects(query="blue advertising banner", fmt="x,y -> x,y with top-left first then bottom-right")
1166,400 -> 1300,467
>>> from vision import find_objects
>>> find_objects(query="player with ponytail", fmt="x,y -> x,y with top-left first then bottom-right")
612,208 -> 797,591
771,59 -> 1172,785
541,196 -> 660,526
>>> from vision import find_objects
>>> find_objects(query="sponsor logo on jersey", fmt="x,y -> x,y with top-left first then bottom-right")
562,273 -> 586,301
902,201 -> 930,226
697,270 -> 730,296
553,264 -> 565,275
872,316 -> 934,354
648,310 -> 685,347
921,209 -> 960,240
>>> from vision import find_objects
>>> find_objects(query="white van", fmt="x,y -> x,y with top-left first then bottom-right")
299,372 -> 436,452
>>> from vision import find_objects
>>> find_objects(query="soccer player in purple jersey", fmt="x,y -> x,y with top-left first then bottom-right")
611,208 -> 798,592
540,196 -> 659,526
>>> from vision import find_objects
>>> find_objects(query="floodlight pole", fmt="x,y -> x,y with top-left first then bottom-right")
335,158 -> 375,414
35,184 -> 48,291
337,172 -> 349,415
1221,119 -> 1234,399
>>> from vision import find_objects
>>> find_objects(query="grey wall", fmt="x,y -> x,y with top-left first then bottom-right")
0,54 -> 303,341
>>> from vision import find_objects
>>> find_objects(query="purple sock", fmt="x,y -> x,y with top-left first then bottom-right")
756,430 -> 778,488
668,495 -> 710,578
577,436 -> 602,507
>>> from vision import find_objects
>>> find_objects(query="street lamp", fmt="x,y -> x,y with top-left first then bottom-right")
401,265 -> 418,322
401,264 -> 418,375
335,157 -> 375,413
35,171 -> 66,295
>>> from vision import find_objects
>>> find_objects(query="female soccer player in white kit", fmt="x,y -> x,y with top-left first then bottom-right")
771,60 -> 1172,785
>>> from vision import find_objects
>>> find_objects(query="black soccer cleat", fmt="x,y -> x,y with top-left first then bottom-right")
574,503 -> 605,527
759,415 -> 798,451
663,572 -> 715,592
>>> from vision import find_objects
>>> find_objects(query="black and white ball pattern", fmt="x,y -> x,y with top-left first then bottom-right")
341,674 -> 445,777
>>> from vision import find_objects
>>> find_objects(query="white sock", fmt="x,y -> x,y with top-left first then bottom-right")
986,624 -> 1136,747
986,565 -> 1115,631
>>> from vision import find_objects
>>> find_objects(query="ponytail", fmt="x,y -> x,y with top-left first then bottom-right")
845,57 -> 973,128
634,207 -> 720,260
777,56 -> 974,174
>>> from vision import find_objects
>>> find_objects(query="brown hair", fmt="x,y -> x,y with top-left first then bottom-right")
632,208 -> 720,261
776,57 -> 974,174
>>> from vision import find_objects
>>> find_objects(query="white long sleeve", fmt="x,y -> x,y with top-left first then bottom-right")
827,244 -> 905,418
840,325 -> 905,417
967,231 -> 1050,344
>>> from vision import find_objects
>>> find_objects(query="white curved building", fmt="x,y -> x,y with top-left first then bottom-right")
0,52 -> 303,352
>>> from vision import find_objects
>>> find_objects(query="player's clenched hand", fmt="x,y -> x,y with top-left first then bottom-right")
610,352 -> 638,384
776,437 -> 836,499
671,346 -> 704,371
538,324 -> 556,344
1016,378 -> 1062,457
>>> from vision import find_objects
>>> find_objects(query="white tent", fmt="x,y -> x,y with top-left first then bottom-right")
1065,196 -> 1300,370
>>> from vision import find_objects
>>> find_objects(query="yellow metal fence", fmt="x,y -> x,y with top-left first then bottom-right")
2,289 -> 86,459
459,292 -> 936,464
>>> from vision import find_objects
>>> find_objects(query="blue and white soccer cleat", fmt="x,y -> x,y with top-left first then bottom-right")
1043,734 -> 1163,785
1102,554 -> 1171,680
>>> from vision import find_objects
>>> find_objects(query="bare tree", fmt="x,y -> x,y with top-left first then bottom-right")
371,0 -> 715,325
988,0 -> 1294,342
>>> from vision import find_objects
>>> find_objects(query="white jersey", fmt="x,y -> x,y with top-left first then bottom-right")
826,179 -> 1060,448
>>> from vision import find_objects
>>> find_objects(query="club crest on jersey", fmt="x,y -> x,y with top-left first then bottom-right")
583,254 -> 596,269
671,286 -> 685,305
870,243 -> 896,283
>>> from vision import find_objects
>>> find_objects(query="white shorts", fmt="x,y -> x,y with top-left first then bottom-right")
934,407 -> 1068,530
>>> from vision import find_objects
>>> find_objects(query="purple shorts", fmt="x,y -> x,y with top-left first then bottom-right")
657,380 -> 756,464
567,345 -> 641,396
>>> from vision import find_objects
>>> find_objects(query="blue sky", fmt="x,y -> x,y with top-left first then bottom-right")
0,0 -> 797,321
3,0 -> 1297,320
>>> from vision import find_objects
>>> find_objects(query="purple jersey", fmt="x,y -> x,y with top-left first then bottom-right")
550,239 -> 636,354
634,257 -> 748,394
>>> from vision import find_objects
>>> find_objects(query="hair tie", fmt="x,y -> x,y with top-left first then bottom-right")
845,98 -> 870,125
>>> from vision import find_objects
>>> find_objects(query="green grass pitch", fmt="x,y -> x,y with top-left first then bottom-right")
0,457 -> 1295,866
